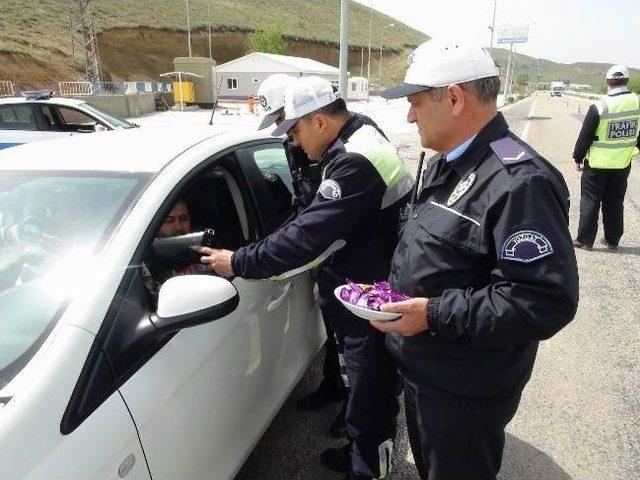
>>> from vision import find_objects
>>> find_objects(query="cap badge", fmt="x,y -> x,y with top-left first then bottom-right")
259,95 -> 269,110
447,172 -> 476,206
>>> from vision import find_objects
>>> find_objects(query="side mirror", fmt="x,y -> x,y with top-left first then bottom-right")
150,275 -> 239,332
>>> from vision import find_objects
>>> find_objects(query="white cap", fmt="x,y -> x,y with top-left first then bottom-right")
272,76 -> 340,136
257,74 -> 297,130
381,38 -> 500,99
606,64 -> 629,80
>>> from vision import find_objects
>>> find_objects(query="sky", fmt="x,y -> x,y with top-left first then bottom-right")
353,0 -> 640,69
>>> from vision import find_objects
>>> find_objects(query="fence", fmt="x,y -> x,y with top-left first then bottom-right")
0,80 -> 171,97
58,81 -> 93,96
0,81 -> 14,96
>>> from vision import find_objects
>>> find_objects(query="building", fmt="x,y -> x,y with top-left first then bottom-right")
216,52 -> 339,99
347,76 -> 369,101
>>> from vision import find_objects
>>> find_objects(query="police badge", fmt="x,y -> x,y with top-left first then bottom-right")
447,172 -> 476,206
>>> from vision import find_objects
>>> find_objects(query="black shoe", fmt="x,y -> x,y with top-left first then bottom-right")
297,381 -> 346,410
329,401 -> 348,438
573,239 -> 592,250
320,444 -> 350,473
599,238 -> 618,250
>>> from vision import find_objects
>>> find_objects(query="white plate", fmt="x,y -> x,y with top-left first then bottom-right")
333,286 -> 402,322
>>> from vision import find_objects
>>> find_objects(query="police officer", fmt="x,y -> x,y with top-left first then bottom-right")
201,76 -> 412,479
257,73 -> 348,436
573,64 -> 640,250
372,39 -> 579,480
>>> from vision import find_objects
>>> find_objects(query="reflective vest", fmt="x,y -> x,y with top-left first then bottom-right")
588,92 -> 640,169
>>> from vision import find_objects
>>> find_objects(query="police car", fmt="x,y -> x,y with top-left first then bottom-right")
0,92 -> 137,150
0,128 -> 324,479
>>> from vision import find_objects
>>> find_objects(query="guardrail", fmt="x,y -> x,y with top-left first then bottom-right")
1,79 -> 172,97
58,81 -> 93,96
0,81 -> 14,96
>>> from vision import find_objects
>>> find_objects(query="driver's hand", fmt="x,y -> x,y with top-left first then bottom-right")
199,247 -> 235,278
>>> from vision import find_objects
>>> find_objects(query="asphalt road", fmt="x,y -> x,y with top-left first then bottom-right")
235,93 -> 640,480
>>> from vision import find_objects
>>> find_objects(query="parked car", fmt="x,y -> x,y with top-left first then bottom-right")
0,128 -> 324,480
0,92 -> 137,150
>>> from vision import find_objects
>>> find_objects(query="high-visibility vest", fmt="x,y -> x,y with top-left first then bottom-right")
588,92 -> 640,169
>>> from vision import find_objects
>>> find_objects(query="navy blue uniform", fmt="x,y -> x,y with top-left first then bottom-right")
283,113 -> 392,401
387,113 -> 579,479
233,113 -> 411,479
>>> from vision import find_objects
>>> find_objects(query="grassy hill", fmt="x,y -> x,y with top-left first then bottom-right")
0,0 -> 637,91
0,0 -> 425,79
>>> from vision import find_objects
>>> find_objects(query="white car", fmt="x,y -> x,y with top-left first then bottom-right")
0,93 -> 137,150
0,128 -> 325,479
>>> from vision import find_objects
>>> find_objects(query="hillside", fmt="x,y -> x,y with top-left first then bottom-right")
0,0 -> 425,82
0,0 -> 637,91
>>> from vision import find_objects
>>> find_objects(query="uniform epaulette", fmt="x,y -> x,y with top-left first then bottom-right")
490,136 -> 535,166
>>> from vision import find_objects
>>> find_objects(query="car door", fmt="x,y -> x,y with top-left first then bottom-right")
111,144 -> 318,480
234,141 -> 324,386
0,103 -> 44,148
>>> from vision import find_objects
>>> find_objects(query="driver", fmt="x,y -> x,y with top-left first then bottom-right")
143,199 -> 197,295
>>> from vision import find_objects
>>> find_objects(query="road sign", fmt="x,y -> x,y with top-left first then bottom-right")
497,26 -> 529,44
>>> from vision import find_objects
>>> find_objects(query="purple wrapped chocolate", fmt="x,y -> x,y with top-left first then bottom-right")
339,280 -> 409,311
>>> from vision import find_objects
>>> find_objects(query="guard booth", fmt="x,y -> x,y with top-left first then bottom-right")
173,57 -> 217,107
159,71 -> 203,111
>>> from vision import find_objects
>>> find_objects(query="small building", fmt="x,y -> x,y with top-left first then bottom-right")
216,52 -> 339,99
347,76 -> 369,101
173,57 -> 217,106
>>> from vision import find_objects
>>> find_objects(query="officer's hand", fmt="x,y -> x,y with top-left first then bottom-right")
199,247 -> 235,278
575,162 -> 583,172
371,298 -> 429,337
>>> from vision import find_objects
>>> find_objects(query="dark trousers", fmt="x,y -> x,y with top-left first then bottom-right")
577,161 -> 631,246
319,310 -> 346,392
319,276 -> 401,478
403,379 -> 521,480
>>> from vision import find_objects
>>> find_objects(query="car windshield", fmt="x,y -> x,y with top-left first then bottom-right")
0,171 -> 148,388
81,104 -> 138,129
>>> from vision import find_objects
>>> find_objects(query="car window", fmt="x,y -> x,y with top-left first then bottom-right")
0,104 -> 38,131
236,143 -> 294,231
141,166 -> 250,308
56,106 -> 100,128
81,104 -> 137,129
0,171 -> 148,389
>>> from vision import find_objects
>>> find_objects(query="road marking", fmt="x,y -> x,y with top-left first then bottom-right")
521,93 -> 539,141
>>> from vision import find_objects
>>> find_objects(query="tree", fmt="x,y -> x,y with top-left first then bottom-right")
248,23 -> 287,54
629,76 -> 640,94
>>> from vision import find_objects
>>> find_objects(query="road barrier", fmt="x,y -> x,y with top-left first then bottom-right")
0,81 -> 14,96
58,81 -> 93,96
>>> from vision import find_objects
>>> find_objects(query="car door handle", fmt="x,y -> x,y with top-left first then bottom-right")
266,282 -> 292,312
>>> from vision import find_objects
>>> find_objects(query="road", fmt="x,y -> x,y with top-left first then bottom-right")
235,93 -> 640,480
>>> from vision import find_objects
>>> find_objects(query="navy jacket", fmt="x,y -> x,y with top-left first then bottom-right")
387,113 -> 579,399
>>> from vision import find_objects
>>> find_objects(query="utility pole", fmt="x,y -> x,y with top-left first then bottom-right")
185,0 -> 192,57
489,0 -> 497,52
207,0 -> 212,59
366,0 -> 373,101
379,23 -> 393,94
338,0 -> 349,101
68,0 -> 102,89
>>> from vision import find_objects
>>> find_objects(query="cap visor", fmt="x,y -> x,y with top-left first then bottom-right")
380,83 -> 430,99
258,110 -> 281,130
271,117 -> 299,137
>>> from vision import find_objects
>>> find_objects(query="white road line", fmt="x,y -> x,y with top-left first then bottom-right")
521,92 -> 539,141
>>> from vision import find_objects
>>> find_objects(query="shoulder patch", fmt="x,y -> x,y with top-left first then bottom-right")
490,137 -> 535,165
318,179 -> 342,200
501,230 -> 553,263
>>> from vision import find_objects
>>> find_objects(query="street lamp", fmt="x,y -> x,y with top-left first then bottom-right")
488,0 -> 497,52
378,23 -> 394,94
185,0 -> 192,58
